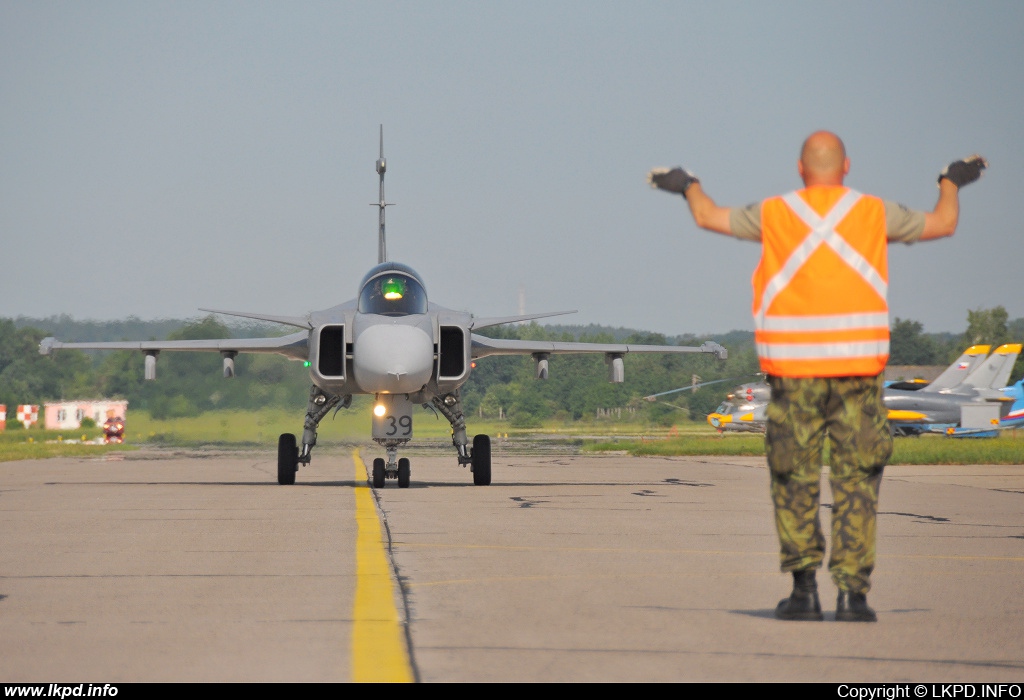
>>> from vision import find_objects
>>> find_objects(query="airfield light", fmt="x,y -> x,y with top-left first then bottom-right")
303,361 -> 311,367
374,403 -> 387,417
381,277 -> 406,301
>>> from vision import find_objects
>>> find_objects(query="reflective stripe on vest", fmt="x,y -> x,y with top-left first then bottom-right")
754,188 -> 889,377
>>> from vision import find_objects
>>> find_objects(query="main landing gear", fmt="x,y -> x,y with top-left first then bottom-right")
471,433 -> 491,486
276,385 -> 350,485
431,390 -> 491,487
278,433 -> 298,485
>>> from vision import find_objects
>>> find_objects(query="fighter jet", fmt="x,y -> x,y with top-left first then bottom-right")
884,343 -> 1021,435
40,130 -> 727,488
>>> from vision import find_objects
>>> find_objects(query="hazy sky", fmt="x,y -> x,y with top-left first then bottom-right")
2,1 -> 1020,337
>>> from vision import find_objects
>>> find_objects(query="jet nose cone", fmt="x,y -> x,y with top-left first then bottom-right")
708,413 -> 731,428
353,324 -> 434,394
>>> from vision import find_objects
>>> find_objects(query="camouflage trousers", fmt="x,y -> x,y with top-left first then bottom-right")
765,374 -> 892,594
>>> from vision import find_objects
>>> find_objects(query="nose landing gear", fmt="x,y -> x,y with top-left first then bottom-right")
370,440 -> 412,489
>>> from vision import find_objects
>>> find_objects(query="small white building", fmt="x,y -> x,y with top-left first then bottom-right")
44,400 -> 128,430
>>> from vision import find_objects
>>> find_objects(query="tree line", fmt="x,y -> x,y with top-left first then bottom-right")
4,307 -> 1022,425
889,307 -> 1024,381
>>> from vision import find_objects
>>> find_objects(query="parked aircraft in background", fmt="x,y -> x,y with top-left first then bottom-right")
701,344 -> 1022,436
884,343 -> 1021,436
939,378 -> 1024,437
40,130 -> 727,488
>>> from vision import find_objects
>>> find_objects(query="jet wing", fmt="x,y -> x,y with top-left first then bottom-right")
471,310 -> 577,330
471,335 -> 728,360
39,331 -> 309,361
198,308 -> 312,330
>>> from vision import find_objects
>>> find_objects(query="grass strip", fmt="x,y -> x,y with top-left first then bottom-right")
584,431 -> 1024,465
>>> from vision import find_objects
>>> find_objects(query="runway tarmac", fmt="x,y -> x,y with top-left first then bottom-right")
1,443 -> 1022,682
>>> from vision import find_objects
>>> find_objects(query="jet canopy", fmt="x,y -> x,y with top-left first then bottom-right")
357,262 -> 428,316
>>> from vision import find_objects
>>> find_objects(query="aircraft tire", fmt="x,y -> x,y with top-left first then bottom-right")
277,433 -> 298,485
398,457 -> 411,488
471,434 -> 491,486
372,458 -> 386,488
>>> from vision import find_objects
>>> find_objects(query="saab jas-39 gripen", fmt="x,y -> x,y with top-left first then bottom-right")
40,130 -> 727,488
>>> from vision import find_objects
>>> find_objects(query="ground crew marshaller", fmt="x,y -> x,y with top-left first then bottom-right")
648,132 -> 986,621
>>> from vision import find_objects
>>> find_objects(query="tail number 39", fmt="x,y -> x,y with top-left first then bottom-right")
385,414 -> 412,436
372,409 -> 414,439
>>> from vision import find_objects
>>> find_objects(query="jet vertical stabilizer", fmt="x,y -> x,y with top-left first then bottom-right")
921,345 -> 989,392
957,344 -> 1022,392
374,125 -> 392,264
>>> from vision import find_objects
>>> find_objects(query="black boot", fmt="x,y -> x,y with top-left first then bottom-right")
775,569 -> 823,621
836,591 -> 877,622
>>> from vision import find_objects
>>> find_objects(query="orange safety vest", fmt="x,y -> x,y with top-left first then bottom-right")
752,186 -> 889,378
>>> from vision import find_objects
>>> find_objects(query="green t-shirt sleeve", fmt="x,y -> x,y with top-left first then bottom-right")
729,202 -> 762,242
884,200 -> 926,244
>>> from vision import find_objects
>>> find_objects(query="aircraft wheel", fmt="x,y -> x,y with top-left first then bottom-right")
372,457 -> 386,488
471,434 -> 491,486
397,457 -> 411,488
277,433 -> 298,485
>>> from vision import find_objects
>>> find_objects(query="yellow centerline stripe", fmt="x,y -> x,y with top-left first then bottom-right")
351,450 -> 413,683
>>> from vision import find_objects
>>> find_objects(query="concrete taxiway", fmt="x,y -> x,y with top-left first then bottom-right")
1,444 -> 1022,682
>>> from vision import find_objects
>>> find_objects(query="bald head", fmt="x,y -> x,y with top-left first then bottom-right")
798,131 -> 849,186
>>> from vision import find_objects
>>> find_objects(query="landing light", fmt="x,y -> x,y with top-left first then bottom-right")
373,403 -> 387,417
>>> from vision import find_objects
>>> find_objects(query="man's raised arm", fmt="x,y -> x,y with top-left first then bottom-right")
647,167 -> 733,236
921,155 -> 988,241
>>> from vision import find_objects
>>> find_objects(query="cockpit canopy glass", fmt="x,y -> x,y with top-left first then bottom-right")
358,269 -> 428,316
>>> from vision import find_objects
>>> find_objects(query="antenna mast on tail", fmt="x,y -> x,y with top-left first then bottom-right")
373,125 -> 393,264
